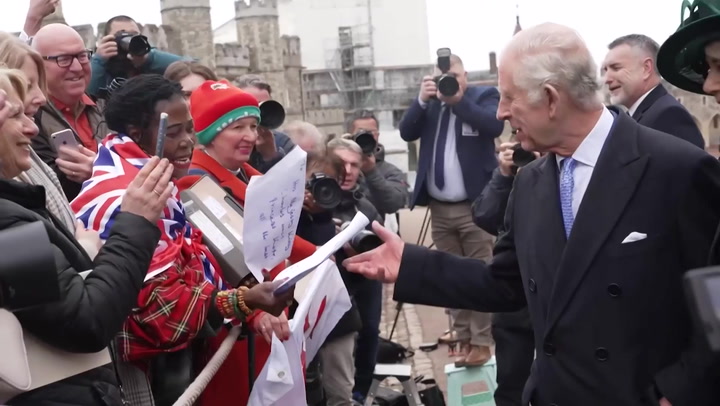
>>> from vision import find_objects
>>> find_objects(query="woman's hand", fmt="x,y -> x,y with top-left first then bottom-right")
74,220 -> 102,251
243,279 -> 294,317
253,312 -> 290,343
56,145 -> 96,183
121,157 -> 175,224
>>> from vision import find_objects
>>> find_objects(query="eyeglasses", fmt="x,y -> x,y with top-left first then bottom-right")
42,50 -> 93,68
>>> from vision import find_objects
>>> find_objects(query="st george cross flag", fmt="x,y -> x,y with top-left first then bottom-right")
248,259 -> 351,406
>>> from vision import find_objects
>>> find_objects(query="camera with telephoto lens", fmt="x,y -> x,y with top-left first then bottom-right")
307,172 -> 343,210
510,143 -> 537,175
352,130 -> 377,155
0,222 -> 59,311
433,47 -> 460,97
683,266 -> 720,353
340,221 -> 383,254
115,31 -> 151,57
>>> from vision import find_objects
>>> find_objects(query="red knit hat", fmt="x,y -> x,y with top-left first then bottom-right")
190,80 -> 261,145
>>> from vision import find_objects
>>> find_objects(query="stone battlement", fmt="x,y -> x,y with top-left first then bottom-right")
235,0 -> 278,18
215,43 -> 251,68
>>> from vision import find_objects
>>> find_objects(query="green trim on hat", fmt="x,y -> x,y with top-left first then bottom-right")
196,106 -> 261,145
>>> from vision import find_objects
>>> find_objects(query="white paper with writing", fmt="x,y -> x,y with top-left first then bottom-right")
273,211 -> 369,295
243,147 -> 307,279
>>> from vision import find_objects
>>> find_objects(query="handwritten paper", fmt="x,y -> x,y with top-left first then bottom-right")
243,147 -> 307,279
273,212 -> 369,295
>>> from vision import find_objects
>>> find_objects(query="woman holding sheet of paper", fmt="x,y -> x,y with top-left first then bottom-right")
71,75 -> 294,406
181,79 -> 319,406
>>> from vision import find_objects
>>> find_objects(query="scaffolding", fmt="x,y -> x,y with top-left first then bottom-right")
323,0 -> 377,113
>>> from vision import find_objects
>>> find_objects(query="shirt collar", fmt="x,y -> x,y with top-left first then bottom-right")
556,106 -> 614,169
51,93 -> 96,113
627,85 -> 657,116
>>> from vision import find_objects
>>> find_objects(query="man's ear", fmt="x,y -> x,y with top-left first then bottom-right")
545,84 -> 561,119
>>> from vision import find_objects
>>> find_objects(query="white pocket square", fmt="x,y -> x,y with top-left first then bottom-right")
622,232 -> 647,244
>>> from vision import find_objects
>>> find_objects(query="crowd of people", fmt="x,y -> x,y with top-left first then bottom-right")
1,0 -> 720,405
0,1 -> 409,405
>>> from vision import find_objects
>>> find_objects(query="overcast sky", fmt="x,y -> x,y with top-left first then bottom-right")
0,0 -> 683,71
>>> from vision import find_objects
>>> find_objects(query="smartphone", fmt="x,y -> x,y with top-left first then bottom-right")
155,112 -> 169,158
51,129 -> 79,151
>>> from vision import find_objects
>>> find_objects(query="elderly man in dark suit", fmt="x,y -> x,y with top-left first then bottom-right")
345,22 -> 720,406
602,34 -> 705,148
399,53 -> 504,367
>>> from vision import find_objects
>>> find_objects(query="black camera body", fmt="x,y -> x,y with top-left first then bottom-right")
510,143 -> 537,174
352,130 -> 378,155
115,32 -> 151,57
307,172 -> 342,210
0,222 -> 59,311
434,47 -> 460,97
684,266 -> 720,352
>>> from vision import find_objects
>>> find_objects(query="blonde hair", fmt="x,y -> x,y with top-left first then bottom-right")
284,120 -> 326,154
0,68 -> 28,103
0,68 -> 30,179
0,32 -> 47,95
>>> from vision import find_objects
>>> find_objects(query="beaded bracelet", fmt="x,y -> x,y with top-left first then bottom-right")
215,290 -> 245,320
236,286 -> 254,316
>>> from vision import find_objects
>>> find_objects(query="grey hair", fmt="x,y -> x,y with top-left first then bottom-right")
327,136 -> 362,157
283,121 -> 326,154
235,74 -> 272,95
608,34 -> 660,74
507,23 -> 602,110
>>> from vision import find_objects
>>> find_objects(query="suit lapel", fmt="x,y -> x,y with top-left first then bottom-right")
545,112 -> 648,332
529,156 -> 567,283
631,85 -> 667,122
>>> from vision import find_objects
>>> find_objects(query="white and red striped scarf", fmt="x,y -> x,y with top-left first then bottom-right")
71,133 -> 227,289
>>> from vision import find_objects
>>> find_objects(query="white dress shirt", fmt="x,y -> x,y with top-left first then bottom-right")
417,97 -> 468,202
556,107 -> 615,217
627,86 -> 657,117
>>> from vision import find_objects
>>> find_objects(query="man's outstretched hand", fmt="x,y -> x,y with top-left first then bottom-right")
342,221 -> 405,283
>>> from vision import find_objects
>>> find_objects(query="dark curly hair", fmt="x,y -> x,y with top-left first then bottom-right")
104,74 -> 184,137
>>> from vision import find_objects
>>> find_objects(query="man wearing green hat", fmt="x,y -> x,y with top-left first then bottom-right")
658,0 -> 720,103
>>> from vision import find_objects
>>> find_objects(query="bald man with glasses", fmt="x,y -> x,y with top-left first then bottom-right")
31,24 -> 108,200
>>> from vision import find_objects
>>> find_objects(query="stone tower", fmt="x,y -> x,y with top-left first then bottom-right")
235,0 -> 289,107
160,0 -> 215,68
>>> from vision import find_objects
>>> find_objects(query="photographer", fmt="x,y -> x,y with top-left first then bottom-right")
346,110 -> 408,219
399,51 -> 503,366
297,151 -> 363,406
327,137 -> 384,402
471,141 -> 538,406
88,15 -> 185,99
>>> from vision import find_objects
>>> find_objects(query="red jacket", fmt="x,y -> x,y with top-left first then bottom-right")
183,150 -> 316,405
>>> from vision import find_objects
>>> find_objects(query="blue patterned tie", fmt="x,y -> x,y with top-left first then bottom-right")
559,158 -> 576,238
433,106 -> 452,190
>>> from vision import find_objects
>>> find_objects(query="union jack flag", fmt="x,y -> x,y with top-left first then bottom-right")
71,133 -> 227,290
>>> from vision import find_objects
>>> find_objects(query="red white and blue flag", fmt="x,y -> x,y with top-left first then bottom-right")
71,133 -> 227,289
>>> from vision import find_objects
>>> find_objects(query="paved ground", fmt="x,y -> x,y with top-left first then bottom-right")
375,207 -> 464,400
374,207 -> 500,402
